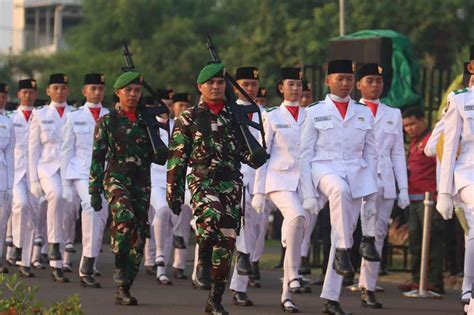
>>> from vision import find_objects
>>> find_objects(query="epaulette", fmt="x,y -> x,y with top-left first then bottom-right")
307,101 -> 320,108
264,106 -> 277,112
454,88 -> 468,95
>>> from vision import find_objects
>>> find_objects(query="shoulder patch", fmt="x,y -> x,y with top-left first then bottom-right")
454,88 -> 468,95
264,106 -> 277,112
307,101 -> 320,108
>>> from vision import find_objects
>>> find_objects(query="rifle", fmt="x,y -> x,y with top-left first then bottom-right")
205,35 -> 269,168
121,40 -> 169,164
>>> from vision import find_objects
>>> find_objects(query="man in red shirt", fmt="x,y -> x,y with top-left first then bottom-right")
401,107 -> 445,294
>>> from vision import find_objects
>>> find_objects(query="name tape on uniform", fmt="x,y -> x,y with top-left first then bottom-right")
313,115 -> 331,122
74,121 -> 88,126
357,116 -> 365,122
465,105 -> 474,111
387,120 -> 394,125
0,125 -> 6,129
275,124 -> 291,129
41,120 -> 54,124
14,123 -> 23,127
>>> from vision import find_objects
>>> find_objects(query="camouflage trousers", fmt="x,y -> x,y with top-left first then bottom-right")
190,178 -> 242,282
105,177 -> 150,284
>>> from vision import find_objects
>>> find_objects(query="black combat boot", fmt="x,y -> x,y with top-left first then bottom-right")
48,243 -> 62,261
113,253 -> 130,287
322,299 -> 352,315
115,285 -> 138,306
333,248 -> 354,277
235,251 -> 253,276
193,244 -> 212,290
205,282 -> 228,315
80,257 -> 101,288
359,236 -> 381,262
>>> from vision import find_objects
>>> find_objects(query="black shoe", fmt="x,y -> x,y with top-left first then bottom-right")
62,263 -> 73,273
12,247 -> 22,262
155,255 -> 165,267
359,236 -> 381,262
32,260 -> 45,270
249,278 -> 261,288
0,266 -> 8,274
251,261 -> 261,280
94,269 -> 102,277
18,266 -> 35,278
281,299 -> 299,313
333,248 -> 354,277
322,299 -> 352,315
113,269 -> 130,286
40,253 -> 49,264
299,256 -> 311,275
48,243 -> 62,261
173,268 -> 188,279
81,275 -> 101,288
288,278 -> 302,294
51,267 -> 69,283
274,247 -> 286,269
157,274 -> 173,285
115,285 -> 138,306
361,288 -> 382,308
145,265 -> 156,276
232,291 -> 253,306
205,282 -> 228,315
302,283 -> 312,293
342,274 -> 354,286
65,242 -> 76,253
173,235 -> 186,249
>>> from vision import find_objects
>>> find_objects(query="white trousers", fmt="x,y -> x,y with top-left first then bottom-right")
172,204 -> 192,270
459,185 -> 474,295
0,191 -> 11,263
11,176 -> 40,267
358,184 -> 394,291
319,174 -> 362,301
301,211 -> 318,257
269,190 -> 305,302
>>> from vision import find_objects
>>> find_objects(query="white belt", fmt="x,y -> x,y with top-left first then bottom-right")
313,151 -> 363,161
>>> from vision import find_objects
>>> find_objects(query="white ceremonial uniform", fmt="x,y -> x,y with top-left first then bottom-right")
10,106 -> 43,268
299,94 -> 377,301
0,112 -> 14,266
253,101 -> 306,302
60,103 -> 109,276
144,119 -> 177,278
28,102 -> 74,268
230,100 -> 267,293
357,99 -> 408,292
438,87 -> 474,297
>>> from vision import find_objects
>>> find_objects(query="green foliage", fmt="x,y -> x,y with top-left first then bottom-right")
0,274 -> 83,314
1,0 -> 472,104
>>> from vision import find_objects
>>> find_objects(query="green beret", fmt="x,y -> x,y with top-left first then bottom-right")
196,63 -> 225,84
113,71 -> 143,89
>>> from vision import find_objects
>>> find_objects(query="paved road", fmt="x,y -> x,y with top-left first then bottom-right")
13,247 -> 463,315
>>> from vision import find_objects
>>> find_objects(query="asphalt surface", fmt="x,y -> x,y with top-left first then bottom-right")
11,246 -> 464,315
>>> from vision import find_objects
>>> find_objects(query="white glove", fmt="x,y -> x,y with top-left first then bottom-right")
436,193 -> 453,220
397,188 -> 410,209
251,194 -> 266,214
62,184 -> 75,203
30,181 -> 44,199
363,199 -> 377,220
303,198 -> 319,215
4,189 -> 12,203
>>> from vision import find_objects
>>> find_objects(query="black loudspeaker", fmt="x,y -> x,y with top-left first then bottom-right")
327,37 -> 393,98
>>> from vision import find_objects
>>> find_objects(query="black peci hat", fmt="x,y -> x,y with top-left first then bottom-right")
356,63 -> 383,81
327,59 -> 354,75
84,73 -> 105,85
256,87 -> 267,98
280,67 -> 303,80
172,92 -> 192,103
0,83 -> 8,94
18,79 -> 37,90
49,73 -> 69,85
235,67 -> 259,80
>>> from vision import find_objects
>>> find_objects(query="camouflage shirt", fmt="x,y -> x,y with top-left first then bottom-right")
89,105 -> 158,194
167,102 -> 255,211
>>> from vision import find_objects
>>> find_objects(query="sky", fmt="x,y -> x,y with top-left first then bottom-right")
0,0 -> 13,53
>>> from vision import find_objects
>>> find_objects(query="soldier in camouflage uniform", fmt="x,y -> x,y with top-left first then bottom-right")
167,63 -> 258,315
89,71 -> 166,306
